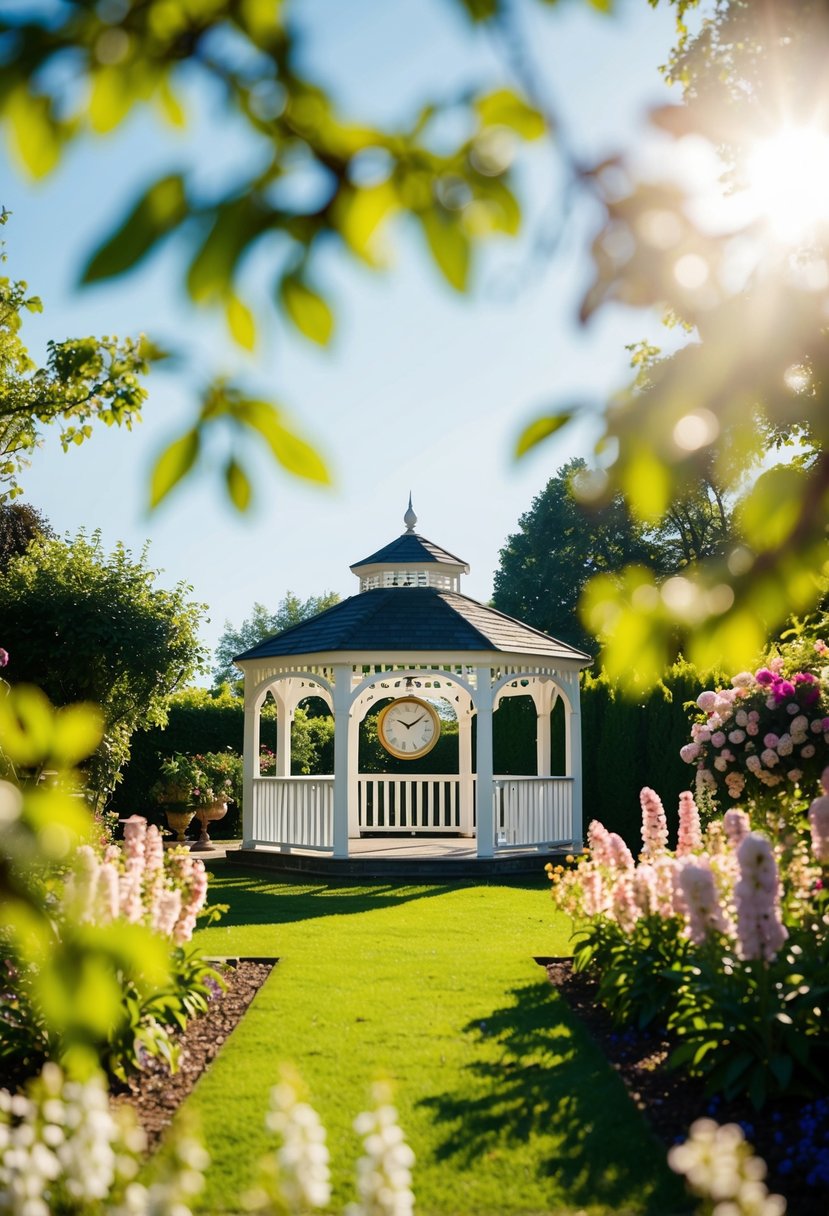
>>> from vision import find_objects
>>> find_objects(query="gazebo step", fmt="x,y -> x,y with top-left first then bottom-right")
225,846 -> 569,881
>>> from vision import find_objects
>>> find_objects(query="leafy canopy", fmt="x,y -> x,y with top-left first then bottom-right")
0,212 -> 153,501
0,1 -> 548,511
0,530 -> 207,805
213,590 -> 340,687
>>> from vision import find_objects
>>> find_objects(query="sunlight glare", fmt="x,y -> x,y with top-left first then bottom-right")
745,126 -> 829,243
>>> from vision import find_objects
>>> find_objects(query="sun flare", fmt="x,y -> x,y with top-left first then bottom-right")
745,125 -> 829,243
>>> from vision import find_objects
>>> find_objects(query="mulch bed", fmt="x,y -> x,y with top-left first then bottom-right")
111,959 -> 275,1152
541,957 -> 828,1216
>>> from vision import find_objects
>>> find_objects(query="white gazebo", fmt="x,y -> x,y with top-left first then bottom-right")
234,502 -> 591,863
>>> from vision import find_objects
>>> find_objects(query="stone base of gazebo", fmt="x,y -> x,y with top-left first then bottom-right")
224,835 -> 570,881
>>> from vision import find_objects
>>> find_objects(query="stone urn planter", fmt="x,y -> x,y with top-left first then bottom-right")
191,801 -> 228,851
164,805 -> 196,845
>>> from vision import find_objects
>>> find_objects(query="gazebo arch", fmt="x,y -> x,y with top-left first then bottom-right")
234,502 -> 591,864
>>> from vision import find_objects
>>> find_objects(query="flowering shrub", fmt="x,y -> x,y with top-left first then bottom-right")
549,784 -> 829,1107
682,653 -> 829,808
2,816 -> 223,1085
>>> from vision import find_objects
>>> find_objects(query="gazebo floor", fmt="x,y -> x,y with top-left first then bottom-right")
223,835 -> 570,880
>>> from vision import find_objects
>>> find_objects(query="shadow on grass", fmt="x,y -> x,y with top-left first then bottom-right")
419,978 -> 691,1216
203,868 -> 478,927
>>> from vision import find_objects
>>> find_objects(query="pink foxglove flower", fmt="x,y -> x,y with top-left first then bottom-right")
723,809 -> 750,847
606,832 -> 635,870
633,863 -> 658,916
678,863 -> 730,944
609,874 -> 640,933
640,787 -> 669,856
676,791 -> 702,856
734,834 -> 788,962
587,820 -> 612,865
582,868 -> 608,917
807,790 -> 829,864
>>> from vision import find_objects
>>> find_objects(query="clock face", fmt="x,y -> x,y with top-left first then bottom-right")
377,697 -> 440,760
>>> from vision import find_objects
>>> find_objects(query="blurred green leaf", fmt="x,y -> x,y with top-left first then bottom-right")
515,411 -> 575,458
149,429 -> 200,509
50,704 -> 105,768
225,457 -> 252,511
89,67 -> 132,134
82,175 -> 187,282
333,182 -> 399,266
279,276 -> 334,346
186,198 -> 267,304
420,210 -> 470,291
226,294 -> 257,351
236,400 -> 332,485
475,89 -> 546,140
738,465 -> 804,551
622,447 -> 671,524
6,88 -> 61,178
0,685 -> 54,767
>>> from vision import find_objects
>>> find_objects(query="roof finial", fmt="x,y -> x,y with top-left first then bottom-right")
404,492 -> 417,533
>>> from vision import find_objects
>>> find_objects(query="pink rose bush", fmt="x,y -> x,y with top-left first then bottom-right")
548,785 -> 829,1106
682,658 -> 829,808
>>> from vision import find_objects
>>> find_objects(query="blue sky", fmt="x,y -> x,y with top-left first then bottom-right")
2,0 -> 685,668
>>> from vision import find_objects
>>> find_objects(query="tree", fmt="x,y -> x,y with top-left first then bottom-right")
213,591 -> 340,687
493,458 -> 663,652
0,212 -> 153,501
3,1 -> 827,677
0,501 -> 53,571
0,530 -> 207,805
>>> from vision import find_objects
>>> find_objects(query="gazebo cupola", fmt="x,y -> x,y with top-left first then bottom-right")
350,495 -> 470,593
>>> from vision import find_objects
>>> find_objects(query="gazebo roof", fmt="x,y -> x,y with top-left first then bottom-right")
349,532 -> 469,573
235,587 -> 592,663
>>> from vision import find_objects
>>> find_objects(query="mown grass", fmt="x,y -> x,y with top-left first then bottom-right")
182,869 -> 688,1215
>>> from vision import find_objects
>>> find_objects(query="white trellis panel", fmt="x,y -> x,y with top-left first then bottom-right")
357,775 -> 463,832
492,777 -> 574,849
252,777 -> 334,850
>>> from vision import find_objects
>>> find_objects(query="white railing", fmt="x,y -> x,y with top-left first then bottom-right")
251,777 -> 334,850
492,776 -> 574,849
357,775 -> 467,833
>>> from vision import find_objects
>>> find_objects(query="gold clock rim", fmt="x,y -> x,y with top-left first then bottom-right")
377,696 -> 441,761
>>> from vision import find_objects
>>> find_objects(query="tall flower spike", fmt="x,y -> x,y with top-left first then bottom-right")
734,834 -> 788,962
640,787 -> 669,857
676,791 -> 702,856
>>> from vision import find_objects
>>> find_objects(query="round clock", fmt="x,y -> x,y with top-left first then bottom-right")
377,696 -> 440,760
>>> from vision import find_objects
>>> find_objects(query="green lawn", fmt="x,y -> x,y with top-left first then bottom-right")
182,868 -> 688,1216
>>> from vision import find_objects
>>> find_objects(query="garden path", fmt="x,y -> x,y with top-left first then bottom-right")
178,871 -> 688,1215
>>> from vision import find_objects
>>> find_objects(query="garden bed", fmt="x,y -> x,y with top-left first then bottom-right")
111,958 -> 275,1151
541,957 -> 829,1216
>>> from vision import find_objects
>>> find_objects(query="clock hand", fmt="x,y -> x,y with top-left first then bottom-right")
399,718 -> 417,730
407,716 -> 425,728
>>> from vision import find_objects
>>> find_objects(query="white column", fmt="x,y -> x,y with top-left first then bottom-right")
475,667 -> 494,858
348,705 -> 361,837
534,684 -> 555,776
242,691 -> 259,848
564,676 -> 583,849
458,703 -> 474,836
275,692 -> 292,778
332,664 -> 352,858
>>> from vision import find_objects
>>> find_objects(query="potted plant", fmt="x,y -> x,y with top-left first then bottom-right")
152,751 -> 242,847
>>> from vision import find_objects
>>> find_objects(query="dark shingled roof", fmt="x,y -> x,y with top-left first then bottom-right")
235,588 -> 591,662
350,532 -> 469,571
